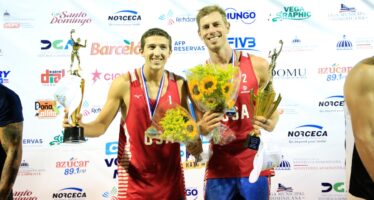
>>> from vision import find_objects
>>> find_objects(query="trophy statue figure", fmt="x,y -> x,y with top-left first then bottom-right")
70,29 -> 87,74
246,40 -> 283,183
54,29 -> 87,143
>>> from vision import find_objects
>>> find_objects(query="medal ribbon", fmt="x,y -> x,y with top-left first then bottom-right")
141,66 -> 165,120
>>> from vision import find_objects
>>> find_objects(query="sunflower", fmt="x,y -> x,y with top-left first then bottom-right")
200,75 -> 217,95
188,80 -> 202,100
185,120 -> 198,140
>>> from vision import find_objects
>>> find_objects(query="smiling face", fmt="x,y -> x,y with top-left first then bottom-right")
198,11 -> 230,52
141,35 -> 171,71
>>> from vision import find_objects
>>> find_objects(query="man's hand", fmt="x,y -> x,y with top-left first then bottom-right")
186,138 -> 203,156
63,109 -> 82,128
197,111 -> 223,135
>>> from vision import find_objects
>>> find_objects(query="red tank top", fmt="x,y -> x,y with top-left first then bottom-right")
206,53 -> 273,179
116,69 -> 185,199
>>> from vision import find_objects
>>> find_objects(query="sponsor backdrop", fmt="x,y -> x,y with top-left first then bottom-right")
1,0 -> 373,199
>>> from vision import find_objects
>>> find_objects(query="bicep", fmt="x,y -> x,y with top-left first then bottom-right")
0,122 -> 23,151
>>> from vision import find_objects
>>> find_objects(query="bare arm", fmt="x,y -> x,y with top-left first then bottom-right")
251,54 -> 279,132
344,60 -> 374,181
64,75 -> 129,137
0,122 -> 23,199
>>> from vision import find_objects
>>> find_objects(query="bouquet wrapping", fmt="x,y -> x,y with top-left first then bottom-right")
185,63 -> 241,145
145,101 -> 201,161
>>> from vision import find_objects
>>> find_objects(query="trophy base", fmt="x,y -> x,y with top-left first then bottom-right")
64,126 -> 86,143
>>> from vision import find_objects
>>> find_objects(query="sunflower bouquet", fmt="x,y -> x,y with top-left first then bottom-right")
185,63 -> 241,145
145,101 -> 201,160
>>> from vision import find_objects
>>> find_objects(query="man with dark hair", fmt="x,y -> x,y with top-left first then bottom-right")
194,5 -> 280,200
0,84 -> 23,200
64,28 -> 199,199
344,56 -> 374,200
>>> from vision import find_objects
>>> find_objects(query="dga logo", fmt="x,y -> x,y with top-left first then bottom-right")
108,10 -> 142,26
13,190 -> 38,199
55,157 -> 89,176
321,182 -> 345,193
39,39 -> 72,57
91,40 -> 140,55
40,69 -> 65,86
317,63 -> 352,82
228,37 -> 257,51
276,155 -> 291,170
35,100 -> 59,118
159,10 -> 175,25
318,95 -> 344,113
102,186 -> 118,200
272,67 -> 307,80
104,142 -> 119,179
270,6 -> 311,22
186,187 -> 199,199
0,70 -> 10,84
50,11 -> 92,26
328,4 -> 368,21
225,8 -> 256,24
336,35 -> 353,50
288,124 -> 328,144
276,183 -> 293,192
53,187 -> 87,199
173,41 -> 205,53
91,68 -> 123,83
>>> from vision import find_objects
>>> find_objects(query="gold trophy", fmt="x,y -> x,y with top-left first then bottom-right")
54,29 -> 87,143
245,40 -> 283,150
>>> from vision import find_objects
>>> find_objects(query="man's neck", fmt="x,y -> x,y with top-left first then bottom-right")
209,45 -> 233,65
142,65 -> 164,85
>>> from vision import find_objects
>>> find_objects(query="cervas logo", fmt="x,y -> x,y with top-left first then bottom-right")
173,41 -> 205,52
321,182 -> 345,193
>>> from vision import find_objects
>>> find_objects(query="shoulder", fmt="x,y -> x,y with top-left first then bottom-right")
109,73 -> 131,96
345,57 -> 374,95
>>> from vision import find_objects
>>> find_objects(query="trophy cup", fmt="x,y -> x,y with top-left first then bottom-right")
246,40 -> 283,183
54,29 -> 87,143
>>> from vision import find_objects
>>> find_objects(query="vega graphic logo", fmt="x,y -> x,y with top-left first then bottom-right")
225,8 -> 256,24
321,182 -> 345,193
317,63 -> 352,82
52,187 -> 87,199
34,100 -> 60,118
92,68 -> 123,83
228,36 -> 257,51
104,142 -> 118,179
49,131 -> 64,146
272,67 -> 307,80
270,6 -> 311,22
108,10 -> 142,26
91,40 -> 140,56
328,4 -> 368,21
50,11 -> 92,26
318,95 -> 344,113
13,190 -> 38,199
336,35 -> 353,50
288,124 -> 328,144
55,157 -> 89,176
0,70 -> 10,84
173,41 -> 205,53
40,69 -> 65,86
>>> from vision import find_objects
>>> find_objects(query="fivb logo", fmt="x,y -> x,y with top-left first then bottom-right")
225,8 -> 256,24
321,182 -> 345,193
228,37 -> 256,51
